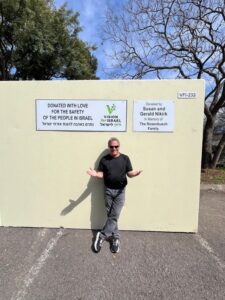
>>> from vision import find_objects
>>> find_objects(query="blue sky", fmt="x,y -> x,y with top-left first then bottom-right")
54,0 -> 120,79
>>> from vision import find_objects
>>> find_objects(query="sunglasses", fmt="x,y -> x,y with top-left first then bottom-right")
109,145 -> 119,149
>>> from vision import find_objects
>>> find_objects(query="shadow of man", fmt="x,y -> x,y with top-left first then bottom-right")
60,149 -> 108,247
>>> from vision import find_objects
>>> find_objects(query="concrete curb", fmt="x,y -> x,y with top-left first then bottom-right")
201,183 -> 225,192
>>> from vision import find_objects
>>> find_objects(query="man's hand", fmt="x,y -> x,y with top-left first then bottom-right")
135,170 -> 142,176
87,168 -> 103,178
87,168 -> 97,177
127,170 -> 143,178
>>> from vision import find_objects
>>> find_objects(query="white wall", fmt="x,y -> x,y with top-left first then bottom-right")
0,80 -> 204,232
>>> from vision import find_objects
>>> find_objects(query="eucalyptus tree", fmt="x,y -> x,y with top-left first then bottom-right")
0,0 -> 97,80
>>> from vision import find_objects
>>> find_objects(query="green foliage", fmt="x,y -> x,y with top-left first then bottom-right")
0,0 -> 98,80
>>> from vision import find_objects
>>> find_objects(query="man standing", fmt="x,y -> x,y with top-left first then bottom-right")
87,137 -> 142,254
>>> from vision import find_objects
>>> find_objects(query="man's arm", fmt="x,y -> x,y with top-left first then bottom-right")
127,170 -> 142,178
87,168 -> 104,178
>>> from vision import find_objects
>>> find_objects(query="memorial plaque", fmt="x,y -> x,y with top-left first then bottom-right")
133,100 -> 175,132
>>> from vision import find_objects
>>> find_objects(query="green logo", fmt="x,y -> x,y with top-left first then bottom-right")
106,104 -> 116,115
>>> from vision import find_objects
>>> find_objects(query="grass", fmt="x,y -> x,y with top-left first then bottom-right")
201,168 -> 225,184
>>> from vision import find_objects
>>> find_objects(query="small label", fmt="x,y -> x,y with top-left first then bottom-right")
177,92 -> 197,99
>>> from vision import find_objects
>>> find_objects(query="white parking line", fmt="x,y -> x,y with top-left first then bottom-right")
196,234 -> 225,272
11,228 -> 64,300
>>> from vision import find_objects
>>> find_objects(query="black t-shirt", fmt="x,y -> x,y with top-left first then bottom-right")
98,153 -> 133,189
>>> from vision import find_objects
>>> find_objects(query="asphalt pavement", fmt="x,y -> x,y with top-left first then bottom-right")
0,189 -> 225,300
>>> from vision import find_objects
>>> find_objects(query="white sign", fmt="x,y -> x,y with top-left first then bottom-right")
133,100 -> 175,132
177,91 -> 197,99
36,100 -> 127,131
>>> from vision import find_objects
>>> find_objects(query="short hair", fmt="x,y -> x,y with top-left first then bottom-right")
108,137 -> 120,147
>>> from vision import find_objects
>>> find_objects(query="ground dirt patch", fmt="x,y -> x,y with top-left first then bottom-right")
201,168 -> 225,184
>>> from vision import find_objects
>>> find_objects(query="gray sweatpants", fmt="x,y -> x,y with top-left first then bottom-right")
100,187 -> 125,240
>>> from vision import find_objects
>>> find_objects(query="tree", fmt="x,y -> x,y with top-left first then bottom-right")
216,108 -> 225,134
213,108 -> 225,167
104,0 -> 225,168
0,0 -> 97,80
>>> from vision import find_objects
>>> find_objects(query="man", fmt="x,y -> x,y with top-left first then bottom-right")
87,137 -> 142,254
